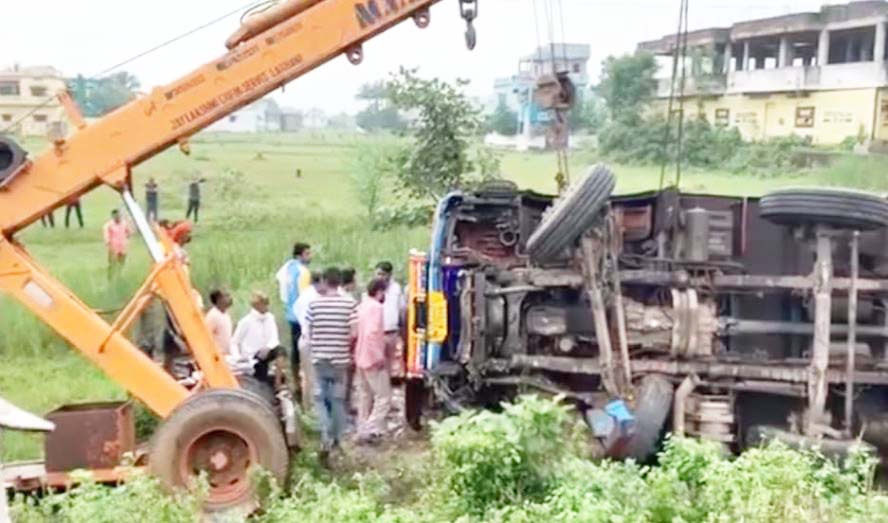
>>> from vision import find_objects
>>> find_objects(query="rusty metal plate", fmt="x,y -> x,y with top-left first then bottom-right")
44,401 -> 135,473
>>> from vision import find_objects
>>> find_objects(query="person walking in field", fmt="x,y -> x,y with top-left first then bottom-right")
354,278 -> 391,444
185,176 -> 203,223
206,289 -> 234,357
103,209 -> 131,279
145,178 -> 159,221
232,291 -> 282,385
65,199 -> 84,228
276,242 -> 312,394
304,267 -> 357,463
375,261 -> 406,380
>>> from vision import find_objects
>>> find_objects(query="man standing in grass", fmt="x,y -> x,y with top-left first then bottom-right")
354,278 -> 391,444
145,178 -> 159,221
276,242 -> 312,394
185,176 -> 203,223
103,209 -> 131,279
304,267 -> 357,462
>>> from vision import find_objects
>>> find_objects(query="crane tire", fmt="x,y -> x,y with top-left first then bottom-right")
149,389 -> 288,516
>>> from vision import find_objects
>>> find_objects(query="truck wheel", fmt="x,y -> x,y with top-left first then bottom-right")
526,164 -> 616,262
149,389 -> 288,515
760,188 -> 888,231
237,375 -> 276,407
619,374 -> 674,461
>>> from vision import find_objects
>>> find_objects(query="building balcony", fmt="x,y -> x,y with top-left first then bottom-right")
656,61 -> 888,98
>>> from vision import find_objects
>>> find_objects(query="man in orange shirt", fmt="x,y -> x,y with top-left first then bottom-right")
103,209 -> 131,279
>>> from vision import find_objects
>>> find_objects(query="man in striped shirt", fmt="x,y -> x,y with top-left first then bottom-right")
304,267 -> 357,459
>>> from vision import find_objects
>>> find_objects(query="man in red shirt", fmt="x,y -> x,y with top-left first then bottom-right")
354,278 -> 391,444
103,209 -> 131,279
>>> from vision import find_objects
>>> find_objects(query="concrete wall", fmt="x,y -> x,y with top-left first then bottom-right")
656,87 -> 880,145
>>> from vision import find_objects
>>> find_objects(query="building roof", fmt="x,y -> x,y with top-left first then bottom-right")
638,0 -> 888,54
0,65 -> 63,80
523,43 -> 591,62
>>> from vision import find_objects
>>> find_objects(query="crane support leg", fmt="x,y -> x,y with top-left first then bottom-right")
0,238 -> 188,417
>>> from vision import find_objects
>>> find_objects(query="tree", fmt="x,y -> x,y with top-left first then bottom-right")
383,68 -> 499,203
487,100 -> 519,136
67,71 -> 141,117
355,80 -> 405,132
597,52 -> 657,124
568,92 -> 607,132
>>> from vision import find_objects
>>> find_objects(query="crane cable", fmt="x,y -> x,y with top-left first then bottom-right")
1,0 -> 262,135
657,0 -> 691,190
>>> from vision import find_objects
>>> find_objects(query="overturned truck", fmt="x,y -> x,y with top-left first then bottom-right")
405,165 -> 888,460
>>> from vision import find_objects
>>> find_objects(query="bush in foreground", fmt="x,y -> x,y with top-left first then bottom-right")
12,396 -> 888,522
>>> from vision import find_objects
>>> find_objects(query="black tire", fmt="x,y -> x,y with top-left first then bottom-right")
619,374 -> 674,461
237,375 -> 276,407
526,164 -> 616,261
746,425 -> 875,460
760,188 -> 888,231
149,389 -> 288,515
0,137 -> 26,184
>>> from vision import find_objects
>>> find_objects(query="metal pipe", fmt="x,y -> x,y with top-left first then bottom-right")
845,231 -> 859,433
673,374 -> 700,437
121,189 -> 165,263
580,236 -> 618,395
719,319 -> 888,338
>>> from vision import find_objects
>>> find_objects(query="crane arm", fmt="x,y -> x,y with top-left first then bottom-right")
0,0 -> 442,236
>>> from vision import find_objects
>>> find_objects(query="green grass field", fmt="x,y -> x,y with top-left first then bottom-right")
0,131 -> 883,461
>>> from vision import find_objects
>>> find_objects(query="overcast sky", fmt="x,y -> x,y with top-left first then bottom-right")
6,0 -> 830,113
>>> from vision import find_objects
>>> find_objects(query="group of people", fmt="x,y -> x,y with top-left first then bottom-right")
145,176 -> 205,223
203,241 -> 405,461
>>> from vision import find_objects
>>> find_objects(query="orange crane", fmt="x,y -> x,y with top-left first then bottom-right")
0,0 -> 479,512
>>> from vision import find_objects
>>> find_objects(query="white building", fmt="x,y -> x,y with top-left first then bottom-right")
208,98 -> 282,133
0,65 -> 67,137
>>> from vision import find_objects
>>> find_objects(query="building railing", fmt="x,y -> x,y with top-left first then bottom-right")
656,61 -> 888,97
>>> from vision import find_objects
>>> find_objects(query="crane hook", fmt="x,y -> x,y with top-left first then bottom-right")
459,0 -> 478,50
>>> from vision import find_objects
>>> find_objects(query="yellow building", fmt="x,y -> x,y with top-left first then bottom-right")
0,65 -> 67,137
639,1 -> 888,147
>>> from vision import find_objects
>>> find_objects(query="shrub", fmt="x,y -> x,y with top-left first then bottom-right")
429,395 -> 575,514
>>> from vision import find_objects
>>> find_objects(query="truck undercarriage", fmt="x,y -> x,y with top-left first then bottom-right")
408,166 -> 888,459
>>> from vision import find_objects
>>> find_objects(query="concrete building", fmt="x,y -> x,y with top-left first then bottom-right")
0,65 -> 67,137
208,98 -> 282,133
638,1 -> 888,146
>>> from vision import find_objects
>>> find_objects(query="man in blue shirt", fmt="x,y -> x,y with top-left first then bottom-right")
276,242 -> 312,396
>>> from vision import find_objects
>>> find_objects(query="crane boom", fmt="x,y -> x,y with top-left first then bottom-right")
0,0 -> 441,236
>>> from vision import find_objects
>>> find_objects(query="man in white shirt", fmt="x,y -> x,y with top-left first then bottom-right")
375,261 -> 406,380
206,289 -> 233,356
232,291 -> 281,384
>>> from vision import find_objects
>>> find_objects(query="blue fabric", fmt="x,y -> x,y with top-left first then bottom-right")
284,259 -> 304,323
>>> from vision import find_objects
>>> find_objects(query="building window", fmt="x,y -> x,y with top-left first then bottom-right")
30,86 -> 48,97
0,81 -> 20,96
795,106 -> 815,128
33,114 -> 48,123
715,108 -> 730,127
1,114 -> 11,122
572,63 -> 581,73
229,115 -> 238,122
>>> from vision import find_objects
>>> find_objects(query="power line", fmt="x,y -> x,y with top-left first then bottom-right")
2,0 -> 260,135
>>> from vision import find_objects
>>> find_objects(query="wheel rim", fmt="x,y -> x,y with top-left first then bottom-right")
179,426 -> 257,506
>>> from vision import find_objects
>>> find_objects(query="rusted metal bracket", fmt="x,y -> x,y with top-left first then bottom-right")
579,235 -> 619,396
807,227 -> 833,437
